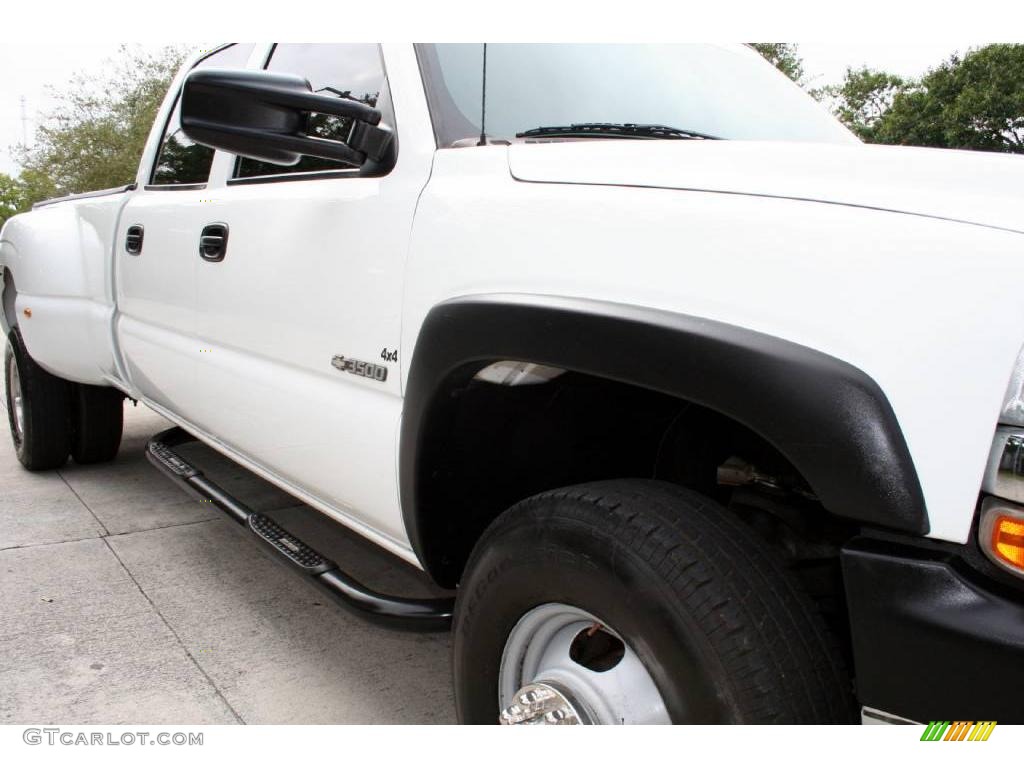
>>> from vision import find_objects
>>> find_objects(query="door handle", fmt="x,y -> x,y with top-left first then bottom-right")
125,225 -> 144,255
200,223 -> 229,262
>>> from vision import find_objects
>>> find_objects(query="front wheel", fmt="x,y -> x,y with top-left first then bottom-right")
453,480 -> 856,724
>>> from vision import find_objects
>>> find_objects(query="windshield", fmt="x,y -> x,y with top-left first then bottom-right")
417,44 -> 856,147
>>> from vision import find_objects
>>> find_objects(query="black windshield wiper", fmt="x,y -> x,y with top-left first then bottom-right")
515,123 -> 720,140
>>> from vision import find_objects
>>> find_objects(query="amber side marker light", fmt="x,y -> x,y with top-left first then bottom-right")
992,516 -> 1024,567
981,500 -> 1024,576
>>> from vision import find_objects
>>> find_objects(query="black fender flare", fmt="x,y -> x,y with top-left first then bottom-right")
400,294 -> 928,579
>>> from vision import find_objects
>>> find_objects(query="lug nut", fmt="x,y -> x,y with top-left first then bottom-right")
499,682 -> 587,725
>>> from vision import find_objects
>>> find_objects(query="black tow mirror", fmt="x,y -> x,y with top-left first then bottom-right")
180,68 -> 393,168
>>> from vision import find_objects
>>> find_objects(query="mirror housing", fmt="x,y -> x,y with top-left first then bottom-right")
180,68 -> 393,169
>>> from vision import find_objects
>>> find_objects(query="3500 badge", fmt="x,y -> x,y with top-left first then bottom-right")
331,355 -> 388,382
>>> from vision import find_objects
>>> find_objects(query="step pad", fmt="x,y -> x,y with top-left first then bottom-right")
148,440 -> 199,479
248,513 -> 336,575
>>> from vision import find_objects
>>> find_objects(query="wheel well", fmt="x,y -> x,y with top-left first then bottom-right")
401,296 -> 921,674
402,294 -> 926,560
416,364 -> 859,666
417,366 -> 858,582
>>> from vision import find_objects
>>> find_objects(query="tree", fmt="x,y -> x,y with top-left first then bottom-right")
0,173 -> 20,229
880,45 -> 1024,152
14,168 -> 58,211
0,169 -> 57,229
820,68 -> 908,142
16,45 -> 187,202
823,44 -> 1024,153
750,43 -> 805,84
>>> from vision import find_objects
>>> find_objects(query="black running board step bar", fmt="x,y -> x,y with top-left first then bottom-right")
146,427 -> 453,631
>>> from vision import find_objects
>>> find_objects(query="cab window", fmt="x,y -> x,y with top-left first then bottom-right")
234,44 -> 386,180
149,44 -> 255,186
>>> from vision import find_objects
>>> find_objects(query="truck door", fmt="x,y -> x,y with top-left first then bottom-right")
115,44 -> 256,416
191,44 -> 434,548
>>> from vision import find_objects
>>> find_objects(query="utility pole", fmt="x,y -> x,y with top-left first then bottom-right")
20,96 -> 29,146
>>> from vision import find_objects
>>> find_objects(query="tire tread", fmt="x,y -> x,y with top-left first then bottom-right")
5,328 -> 71,471
462,479 -> 856,723
71,383 -> 123,464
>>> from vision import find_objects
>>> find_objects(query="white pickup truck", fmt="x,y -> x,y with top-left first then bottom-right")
3,43 -> 1024,726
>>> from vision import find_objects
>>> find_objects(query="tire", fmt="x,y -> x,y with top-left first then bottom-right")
4,327 -> 72,471
71,383 -> 124,464
453,479 -> 857,724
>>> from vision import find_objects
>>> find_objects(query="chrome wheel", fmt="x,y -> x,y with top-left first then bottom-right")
7,345 -> 24,441
499,603 -> 671,725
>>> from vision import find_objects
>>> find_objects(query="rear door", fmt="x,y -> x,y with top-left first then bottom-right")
190,45 -> 434,547
115,44 -> 256,415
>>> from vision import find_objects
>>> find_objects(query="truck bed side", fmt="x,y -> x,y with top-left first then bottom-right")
0,188 -> 133,388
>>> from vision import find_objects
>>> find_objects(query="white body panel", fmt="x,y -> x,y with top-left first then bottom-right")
115,187 -> 205,412
1,193 -> 130,386
2,44 -> 1023,560
403,147 -> 1024,545
185,43 -> 436,548
507,140 -> 1024,234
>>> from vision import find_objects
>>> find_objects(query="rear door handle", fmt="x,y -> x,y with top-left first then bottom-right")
125,225 -> 144,255
200,223 -> 229,262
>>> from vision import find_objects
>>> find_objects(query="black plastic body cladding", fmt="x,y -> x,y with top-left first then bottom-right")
400,294 -> 928,580
843,538 -> 1024,722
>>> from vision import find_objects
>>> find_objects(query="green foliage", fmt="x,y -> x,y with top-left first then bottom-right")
15,168 -> 59,210
824,44 -> 1024,153
0,173 -> 20,228
0,169 -> 58,229
16,45 -> 187,202
882,45 -> 1024,151
819,68 -> 909,142
750,43 -> 805,84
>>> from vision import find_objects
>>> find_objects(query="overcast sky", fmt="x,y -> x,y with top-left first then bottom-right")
0,42 -> 985,177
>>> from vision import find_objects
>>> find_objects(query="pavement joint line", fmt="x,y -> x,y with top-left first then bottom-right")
58,469 -> 111,537
0,516 -> 225,554
53,466 -> 246,724
103,514 -> 226,538
0,532 -> 104,553
100,535 -> 247,725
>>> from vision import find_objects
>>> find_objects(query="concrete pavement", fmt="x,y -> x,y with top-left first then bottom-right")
0,401 -> 456,724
